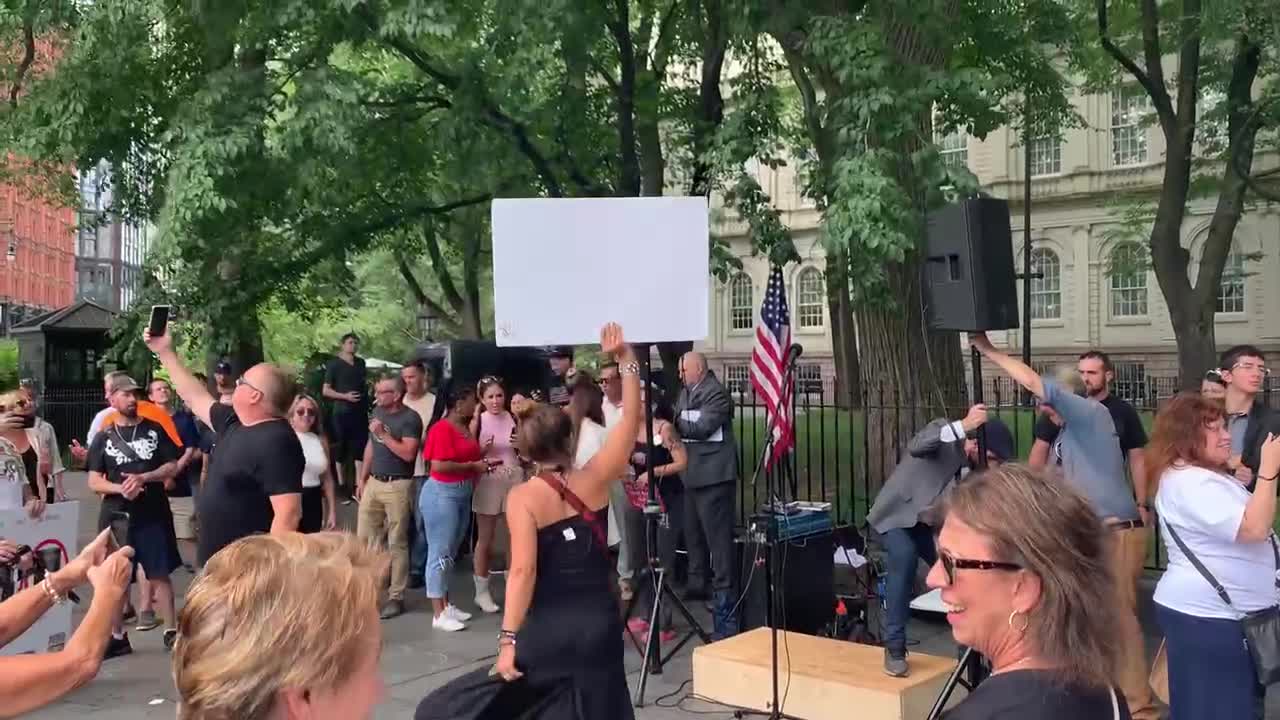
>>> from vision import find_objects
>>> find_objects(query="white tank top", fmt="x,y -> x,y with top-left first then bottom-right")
296,432 -> 328,489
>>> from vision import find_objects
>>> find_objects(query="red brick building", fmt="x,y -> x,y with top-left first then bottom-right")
0,183 -> 76,331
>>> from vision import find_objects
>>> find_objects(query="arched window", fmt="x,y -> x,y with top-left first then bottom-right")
1029,248 -> 1061,320
795,268 -> 825,329
1109,243 -> 1148,317
729,273 -> 754,331
1217,243 -> 1246,314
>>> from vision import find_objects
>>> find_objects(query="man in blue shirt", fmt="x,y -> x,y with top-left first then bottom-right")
148,379 -> 204,571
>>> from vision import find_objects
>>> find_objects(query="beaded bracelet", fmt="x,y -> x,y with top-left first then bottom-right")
41,576 -> 66,605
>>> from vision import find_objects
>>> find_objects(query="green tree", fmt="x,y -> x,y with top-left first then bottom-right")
1078,0 -> 1277,386
747,1 -> 1077,480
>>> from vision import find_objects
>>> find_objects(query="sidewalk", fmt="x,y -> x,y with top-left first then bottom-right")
22,472 -> 1205,719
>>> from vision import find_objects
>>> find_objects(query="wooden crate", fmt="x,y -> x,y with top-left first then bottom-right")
692,628 -> 961,720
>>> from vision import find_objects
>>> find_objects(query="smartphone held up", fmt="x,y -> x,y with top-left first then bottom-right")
148,305 -> 171,338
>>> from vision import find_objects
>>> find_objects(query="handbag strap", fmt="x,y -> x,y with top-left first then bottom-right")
1110,686 -> 1120,720
1163,517 -> 1280,609
536,472 -> 608,552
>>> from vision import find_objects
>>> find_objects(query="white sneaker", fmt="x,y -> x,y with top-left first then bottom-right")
445,604 -> 473,622
433,613 -> 466,632
473,576 -> 501,614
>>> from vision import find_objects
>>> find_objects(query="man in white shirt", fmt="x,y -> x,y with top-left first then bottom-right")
599,363 -> 624,429
70,371 -> 130,465
401,360 -> 436,589
596,362 -> 635,595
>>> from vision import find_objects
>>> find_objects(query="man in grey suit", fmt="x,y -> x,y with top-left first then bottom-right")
674,351 -> 739,639
866,404 -> 1013,677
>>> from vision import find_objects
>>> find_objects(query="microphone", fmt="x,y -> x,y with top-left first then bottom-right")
785,343 -> 804,365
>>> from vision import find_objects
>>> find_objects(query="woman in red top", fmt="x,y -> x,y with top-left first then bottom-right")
420,382 -> 487,632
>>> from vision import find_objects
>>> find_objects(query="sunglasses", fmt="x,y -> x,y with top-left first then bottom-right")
295,407 -> 316,418
937,549 -> 1022,586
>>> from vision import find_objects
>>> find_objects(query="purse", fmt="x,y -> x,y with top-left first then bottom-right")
1163,519 -> 1280,686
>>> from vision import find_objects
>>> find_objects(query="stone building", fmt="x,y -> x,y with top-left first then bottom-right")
702,88 -> 1280,403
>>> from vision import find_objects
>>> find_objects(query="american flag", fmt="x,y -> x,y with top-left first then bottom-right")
750,265 -> 794,470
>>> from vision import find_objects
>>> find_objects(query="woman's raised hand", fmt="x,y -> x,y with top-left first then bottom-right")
600,323 -> 626,357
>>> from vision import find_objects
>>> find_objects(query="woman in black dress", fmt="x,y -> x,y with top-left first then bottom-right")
416,323 -> 641,720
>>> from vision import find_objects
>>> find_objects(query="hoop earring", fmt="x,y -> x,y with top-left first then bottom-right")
1008,610 -> 1029,634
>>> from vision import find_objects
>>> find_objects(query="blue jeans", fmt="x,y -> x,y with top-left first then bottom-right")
1156,603 -> 1263,720
410,476 -> 428,577
880,524 -> 938,656
420,478 -> 473,600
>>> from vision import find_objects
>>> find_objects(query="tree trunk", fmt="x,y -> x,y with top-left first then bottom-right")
856,263 -> 965,495
854,6 -> 965,493
1168,300 -> 1218,390
824,249 -> 862,406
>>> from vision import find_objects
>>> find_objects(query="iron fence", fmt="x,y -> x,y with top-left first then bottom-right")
35,373 -> 1278,571
732,374 -> 1278,571
40,387 -> 104,453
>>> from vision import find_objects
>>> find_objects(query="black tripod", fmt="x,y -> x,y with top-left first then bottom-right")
627,344 -> 711,708
926,346 -> 992,719
732,343 -> 803,720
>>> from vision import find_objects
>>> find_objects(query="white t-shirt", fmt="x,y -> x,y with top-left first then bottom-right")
86,406 -> 113,445
573,419 -> 608,470
1154,463 -> 1279,619
0,437 -> 27,511
297,432 -> 328,489
403,392 -> 436,477
601,399 -> 624,430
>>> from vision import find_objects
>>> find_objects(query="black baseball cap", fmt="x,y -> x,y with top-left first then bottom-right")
549,346 -> 574,359
214,360 -> 233,375
981,418 -> 1015,462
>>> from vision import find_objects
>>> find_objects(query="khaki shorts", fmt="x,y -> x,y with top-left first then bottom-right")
472,464 -> 524,515
170,497 -> 197,540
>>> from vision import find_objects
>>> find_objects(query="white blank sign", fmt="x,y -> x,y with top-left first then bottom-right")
491,197 -> 710,347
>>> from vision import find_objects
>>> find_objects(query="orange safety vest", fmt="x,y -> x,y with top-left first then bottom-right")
101,400 -> 184,448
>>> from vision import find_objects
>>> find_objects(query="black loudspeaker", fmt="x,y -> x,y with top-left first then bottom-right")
923,198 -> 1020,332
739,531 -> 835,636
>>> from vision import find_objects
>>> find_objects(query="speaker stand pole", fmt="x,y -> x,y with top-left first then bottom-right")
734,354 -> 802,720
630,344 -> 710,708
927,349 -> 992,719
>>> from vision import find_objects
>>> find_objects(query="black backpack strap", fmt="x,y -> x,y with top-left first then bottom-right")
109,425 -> 143,464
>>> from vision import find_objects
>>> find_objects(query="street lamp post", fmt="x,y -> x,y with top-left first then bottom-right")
417,308 -> 438,342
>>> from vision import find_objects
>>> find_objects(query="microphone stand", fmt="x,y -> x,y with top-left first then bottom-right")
735,344 -> 803,720
628,344 -> 712,708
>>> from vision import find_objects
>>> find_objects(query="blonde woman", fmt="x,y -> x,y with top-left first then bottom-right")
0,390 -> 46,518
930,465 -> 1128,719
173,532 -> 389,720
289,395 -> 337,533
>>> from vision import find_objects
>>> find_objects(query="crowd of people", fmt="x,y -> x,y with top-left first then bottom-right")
870,339 -> 1279,720
0,319 -> 1276,719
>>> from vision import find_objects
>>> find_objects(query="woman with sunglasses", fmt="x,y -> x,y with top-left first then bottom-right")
0,391 -> 45,518
468,376 -> 522,614
289,395 -> 337,533
930,464 -> 1128,720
